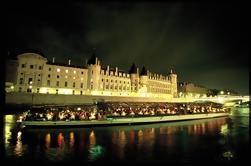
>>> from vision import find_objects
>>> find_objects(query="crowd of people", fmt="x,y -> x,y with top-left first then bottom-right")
20,102 -> 230,122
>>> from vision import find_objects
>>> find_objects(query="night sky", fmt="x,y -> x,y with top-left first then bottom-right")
6,1 -> 249,94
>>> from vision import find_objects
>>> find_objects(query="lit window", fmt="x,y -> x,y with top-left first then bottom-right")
73,77 -> 75,79
65,76 -> 68,79
57,68 -> 60,72
81,77 -> 83,81
65,69 -> 68,73
73,70 -> 76,74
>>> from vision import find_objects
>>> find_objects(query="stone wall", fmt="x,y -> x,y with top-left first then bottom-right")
5,92 -> 171,105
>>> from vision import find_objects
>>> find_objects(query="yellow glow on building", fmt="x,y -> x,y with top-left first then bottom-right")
57,68 -> 60,72
65,69 -> 68,73
65,76 -> 68,79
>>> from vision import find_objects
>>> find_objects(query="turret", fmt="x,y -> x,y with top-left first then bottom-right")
87,53 -> 101,91
129,63 -> 139,92
169,69 -> 178,97
139,66 -> 148,93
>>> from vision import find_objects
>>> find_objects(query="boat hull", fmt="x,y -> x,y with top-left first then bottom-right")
21,113 -> 229,128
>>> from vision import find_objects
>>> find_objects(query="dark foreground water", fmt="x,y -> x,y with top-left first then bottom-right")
3,107 -> 249,164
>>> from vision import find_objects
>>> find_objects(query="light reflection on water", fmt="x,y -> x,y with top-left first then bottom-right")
4,107 -> 249,163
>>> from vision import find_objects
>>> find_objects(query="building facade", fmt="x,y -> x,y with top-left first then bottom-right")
10,52 -> 177,98
178,82 -> 208,98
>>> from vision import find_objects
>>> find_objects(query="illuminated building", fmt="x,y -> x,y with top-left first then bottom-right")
7,52 -> 177,98
178,82 -> 208,98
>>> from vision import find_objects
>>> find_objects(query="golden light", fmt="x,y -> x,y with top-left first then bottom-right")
65,69 -> 68,73
73,70 -> 76,74
73,77 -> 76,79
10,86 -> 14,89
65,76 -> 68,79
57,68 -> 60,72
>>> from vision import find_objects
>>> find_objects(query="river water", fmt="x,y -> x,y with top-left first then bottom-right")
3,107 -> 249,163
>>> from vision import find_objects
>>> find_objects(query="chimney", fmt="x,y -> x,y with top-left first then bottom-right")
107,65 -> 109,71
52,57 -> 55,63
170,69 -> 173,74
68,59 -> 71,65
115,67 -> 118,74
137,68 -> 139,74
95,57 -> 98,65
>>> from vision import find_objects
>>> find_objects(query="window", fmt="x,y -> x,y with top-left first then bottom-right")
65,82 -> 67,87
92,70 -> 93,74
39,66 -> 42,70
81,83 -> 83,88
19,78 -> 23,84
37,88 -> 39,93
21,64 -> 25,68
49,68 -> 51,71
19,87 -> 22,92
38,74 -> 40,76
80,91 -> 83,95
73,90 -> 75,95
65,69 -> 68,73
73,82 -> 75,88
57,68 -> 60,72
21,73 -> 23,75
106,85 -> 109,89
102,79 -> 103,82
48,74 -> 51,78
56,81 -> 59,87
111,80 -> 113,83
81,71 -> 84,75
47,80 -> 50,86
106,79 -> 108,82
56,89 -> 58,94
57,75 -> 60,78
38,79 -> 40,82
30,65 -> 34,69
28,78 -> 32,84
73,70 -> 76,74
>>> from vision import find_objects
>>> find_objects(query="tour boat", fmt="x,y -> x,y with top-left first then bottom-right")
20,112 -> 229,128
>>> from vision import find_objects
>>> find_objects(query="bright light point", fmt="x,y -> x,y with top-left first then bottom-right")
65,76 -> 68,79
73,77 -> 75,79
74,70 -> 76,74
29,85 -> 32,89
57,68 -> 60,72
81,78 -> 83,81
29,81 -> 33,84
220,91 -> 224,95
65,69 -> 68,73
77,107 -> 81,111
10,86 -> 14,89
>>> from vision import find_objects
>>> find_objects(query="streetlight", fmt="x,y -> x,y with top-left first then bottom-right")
220,91 -> 224,95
